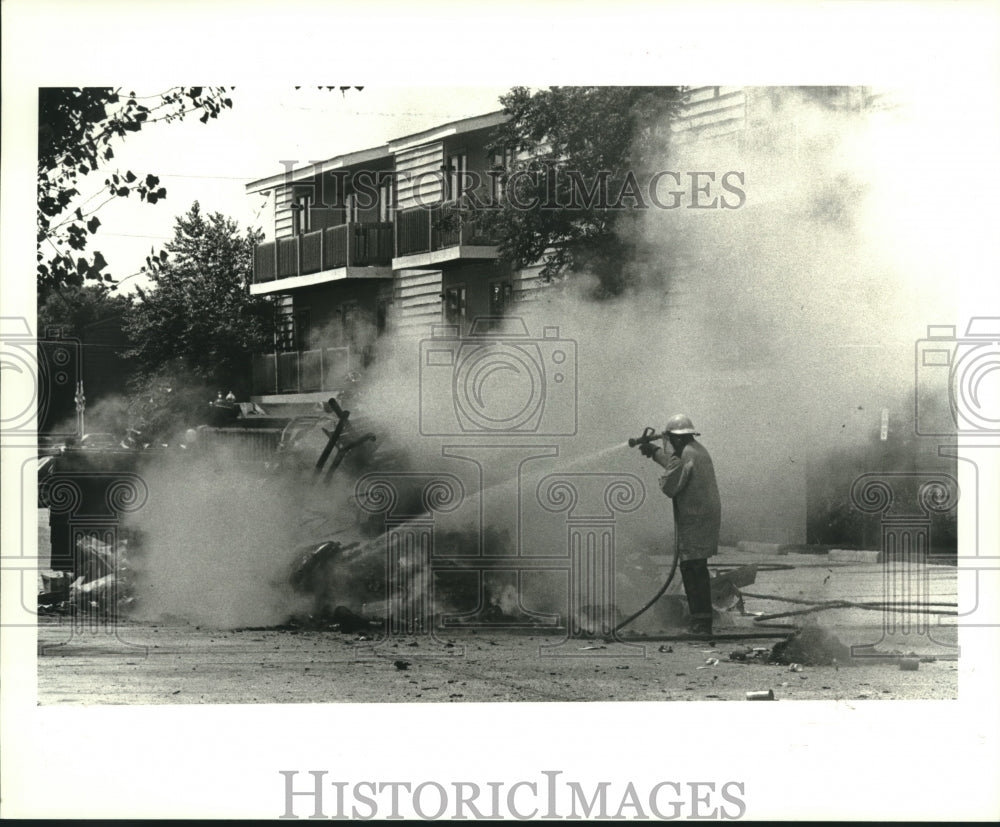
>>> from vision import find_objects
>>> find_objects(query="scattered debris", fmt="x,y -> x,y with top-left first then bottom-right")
728,646 -> 770,664
789,663 -> 804,672
770,625 -> 853,666
658,645 -> 674,654
37,570 -> 72,605
710,564 -> 757,612
393,660 -> 410,670
37,536 -> 134,618
746,690 -> 775,701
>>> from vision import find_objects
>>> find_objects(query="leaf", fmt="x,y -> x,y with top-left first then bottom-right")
92,251 -> 108,271
117,187 -> 130,197
75,208 -> 83,220
87,217 -> 101,234
145,174 -> 159,187
125,171 -> 137,183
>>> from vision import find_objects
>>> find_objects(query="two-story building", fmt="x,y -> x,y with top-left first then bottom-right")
246,89 -> 897,413
246,110 -> 520,411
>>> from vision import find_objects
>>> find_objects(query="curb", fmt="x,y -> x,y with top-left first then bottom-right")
828,548 -> 883,564
736,541 -> 784,555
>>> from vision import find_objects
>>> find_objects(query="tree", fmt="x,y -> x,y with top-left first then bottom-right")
474,86 -> 688,297
37,87 -> 234,295
37,283 -> 133,341
123,202 -> 273,399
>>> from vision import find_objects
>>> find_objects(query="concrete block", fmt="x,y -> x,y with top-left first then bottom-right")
828,548 -> 883,564
736,541 -> 784,554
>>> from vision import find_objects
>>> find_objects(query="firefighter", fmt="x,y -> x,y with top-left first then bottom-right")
639,414 -> 721,636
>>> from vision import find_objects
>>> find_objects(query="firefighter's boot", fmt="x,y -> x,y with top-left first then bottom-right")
680,558 -> 713,637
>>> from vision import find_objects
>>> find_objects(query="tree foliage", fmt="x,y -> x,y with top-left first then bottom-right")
123,202 -> 272,398
37,87 -> 234,295
477,86 -> 687,297
37,283 -> 133,342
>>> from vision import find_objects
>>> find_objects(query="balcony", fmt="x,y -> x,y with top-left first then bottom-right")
393,204 -> 500,269
252,347 -> 362,397
251,222 -> 394,294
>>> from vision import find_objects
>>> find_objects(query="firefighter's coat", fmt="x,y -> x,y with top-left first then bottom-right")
653,439 -> 722,560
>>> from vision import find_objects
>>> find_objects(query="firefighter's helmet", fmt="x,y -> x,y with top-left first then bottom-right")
665,414 -> 700,435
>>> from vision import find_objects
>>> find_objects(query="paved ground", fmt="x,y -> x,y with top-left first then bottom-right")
36,547 -> 960,704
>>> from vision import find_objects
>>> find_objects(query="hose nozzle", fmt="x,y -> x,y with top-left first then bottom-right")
628,426 -> 668,448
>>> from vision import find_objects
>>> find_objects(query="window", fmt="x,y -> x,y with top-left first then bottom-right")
294,309 -> 311,352
376,294 -> 392,337
378,175 -> 394,222
344,192 -> 359,224
489,280 -> 513,317
275,296 -> 296,352
443,285 -> 467,329
292,192 -> 313,235
341,302 -> 358,350
490,145 -> 516,202
445,152 -> 467,201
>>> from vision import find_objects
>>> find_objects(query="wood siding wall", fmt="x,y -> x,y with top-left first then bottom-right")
394,142 -> 443,210
394,268 -> 443,336
274,181 -> 296,240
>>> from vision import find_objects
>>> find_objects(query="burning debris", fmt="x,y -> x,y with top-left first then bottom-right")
768,624 -> 854,666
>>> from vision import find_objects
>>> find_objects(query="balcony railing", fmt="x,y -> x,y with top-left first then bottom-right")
395,204 -> 499,258
252,348 -> 359,395
253,222 -> 394,285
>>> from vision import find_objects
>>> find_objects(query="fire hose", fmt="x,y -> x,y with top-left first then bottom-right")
613,426 -> 682,634
612,533 -> 681,634
742,592 -> 958,622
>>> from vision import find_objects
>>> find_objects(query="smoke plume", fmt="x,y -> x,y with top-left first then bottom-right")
121,86 -> 995,628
